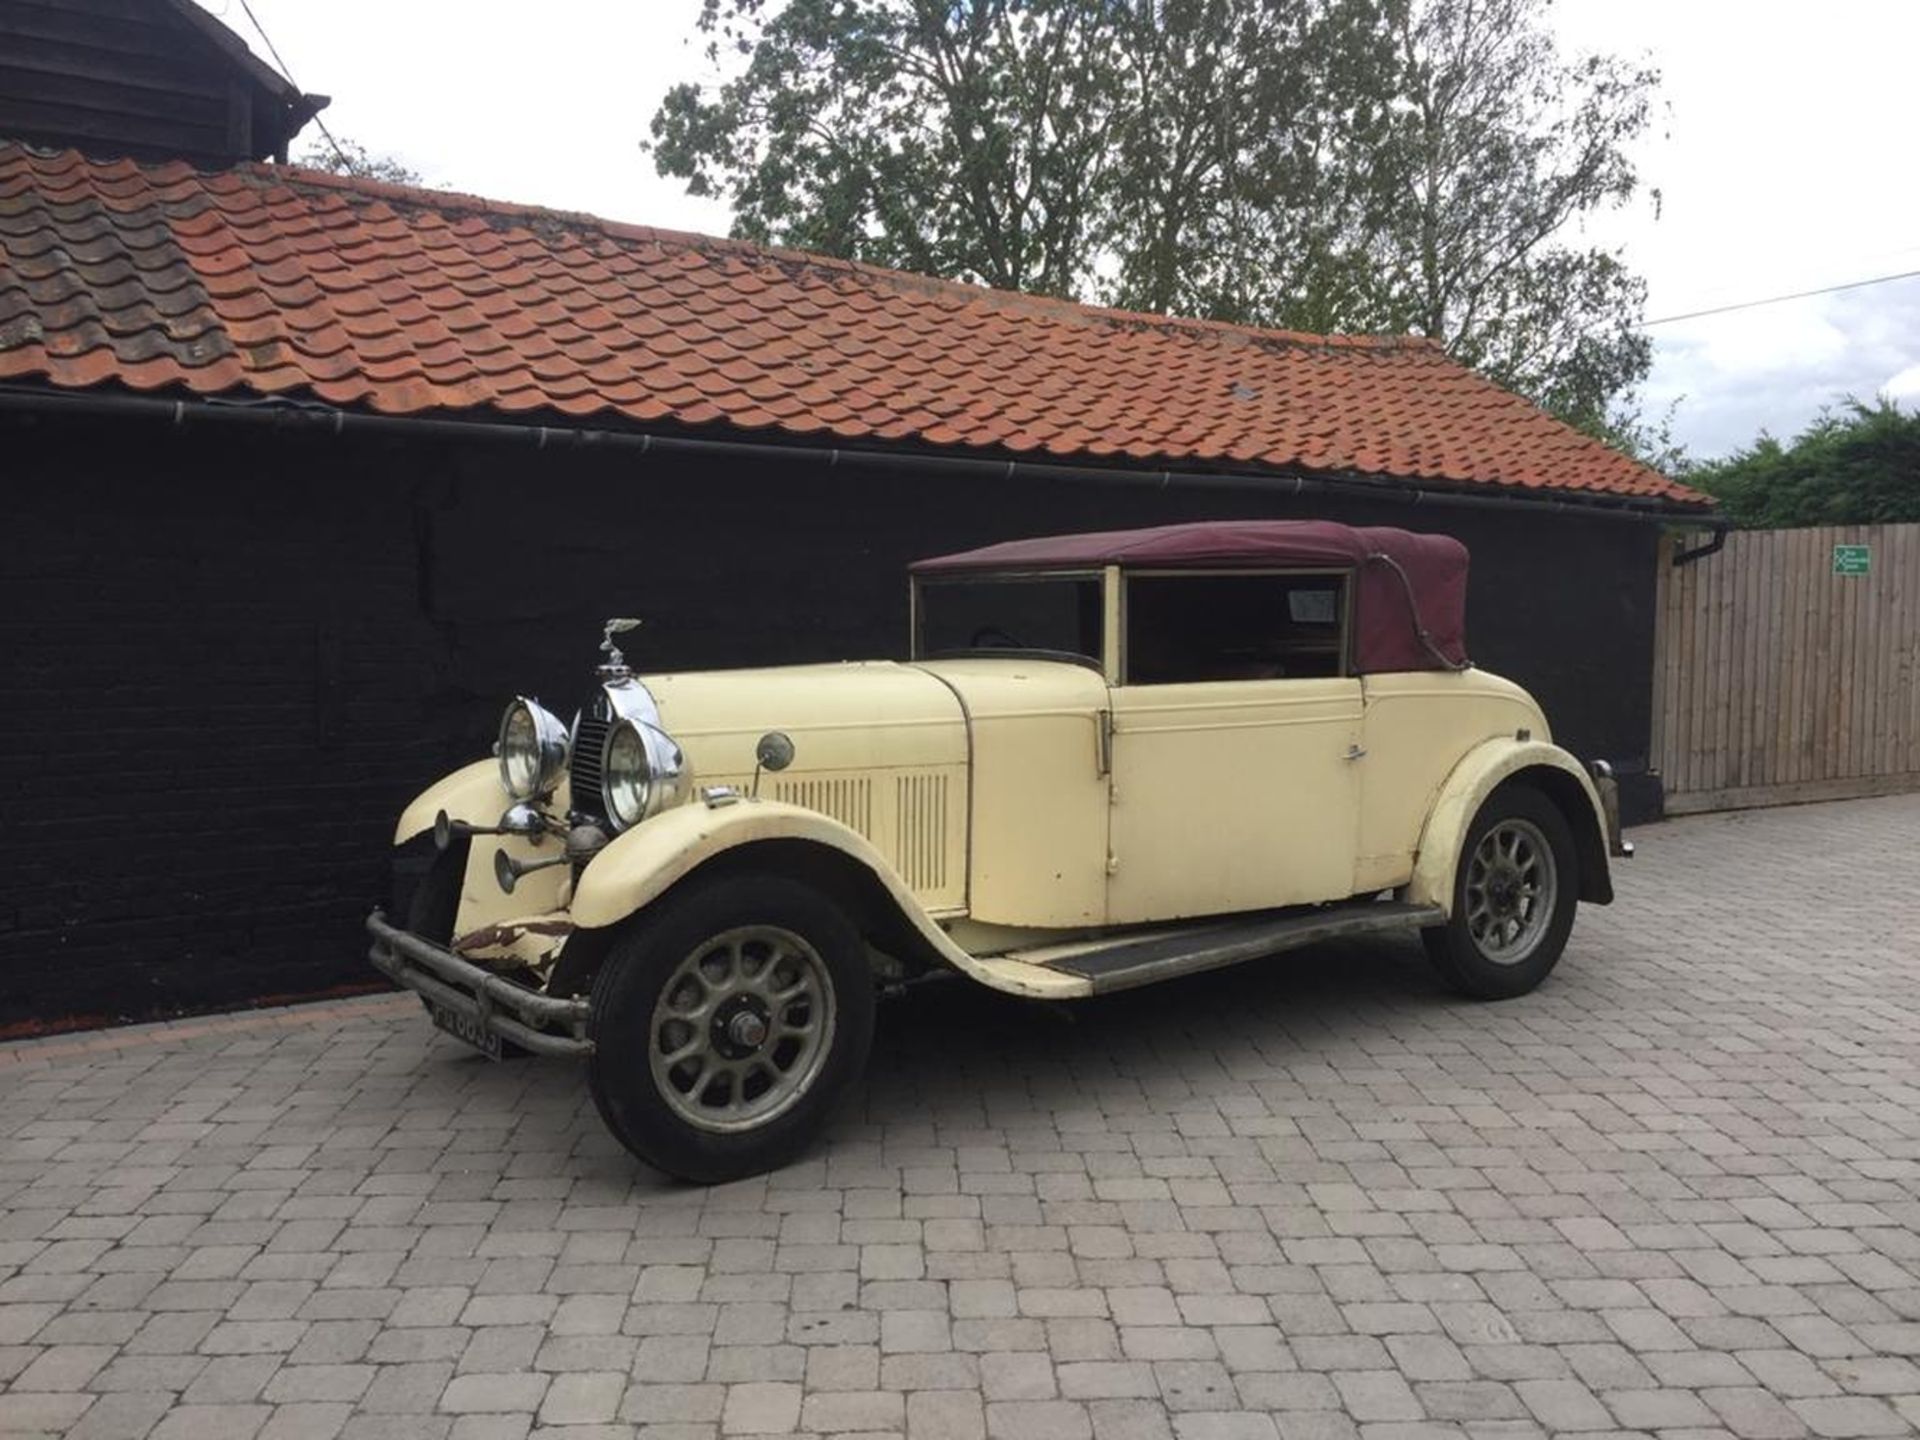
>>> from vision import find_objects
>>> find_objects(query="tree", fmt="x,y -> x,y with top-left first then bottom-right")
1688,399 -> 1920,528
653,1 -> 1119,297
651,0 -> 1396,308
294,135 -> 422,186
650,0 -> 1660,433
1356,0 -> 1659,436
1095,0 -> 1401,328
1588,394 -> 1689,477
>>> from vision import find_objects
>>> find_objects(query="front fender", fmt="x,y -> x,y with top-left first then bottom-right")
394,759 -> 505,845
1407,739 -> 1612,914
568,800 -> 1064,998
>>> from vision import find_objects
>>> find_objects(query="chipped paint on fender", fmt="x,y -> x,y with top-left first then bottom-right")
452,912 -> 575,973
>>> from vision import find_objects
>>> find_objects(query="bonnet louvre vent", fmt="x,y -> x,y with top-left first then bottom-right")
772,776 -> 873,834
894,773 -> 949,890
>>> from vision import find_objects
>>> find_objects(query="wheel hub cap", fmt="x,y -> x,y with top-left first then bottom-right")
1486,867 -> 1521,915
722,1006 -> 769,1052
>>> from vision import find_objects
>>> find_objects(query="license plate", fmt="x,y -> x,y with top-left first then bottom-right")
429,1000 -> 503,1060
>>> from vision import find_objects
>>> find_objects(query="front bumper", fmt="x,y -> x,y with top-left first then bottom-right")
366,909 -> 594,1058
1587,761 -> 1636,859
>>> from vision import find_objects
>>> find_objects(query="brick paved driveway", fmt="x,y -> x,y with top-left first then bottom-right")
4,795 -> 1919,1440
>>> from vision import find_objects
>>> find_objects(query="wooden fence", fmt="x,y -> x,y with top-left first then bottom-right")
1653,522 -> 1920,814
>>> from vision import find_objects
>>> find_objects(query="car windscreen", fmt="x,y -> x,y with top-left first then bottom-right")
915,574 -> 1104,664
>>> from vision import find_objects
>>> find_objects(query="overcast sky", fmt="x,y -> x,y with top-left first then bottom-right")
200,0 -> 1920,463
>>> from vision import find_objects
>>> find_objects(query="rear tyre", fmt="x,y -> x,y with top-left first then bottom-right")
1422,785 -> 1578,1000
588,874 -> 875,1184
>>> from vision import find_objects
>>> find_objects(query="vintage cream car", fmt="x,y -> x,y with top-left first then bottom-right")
369,520 -> 1630,1181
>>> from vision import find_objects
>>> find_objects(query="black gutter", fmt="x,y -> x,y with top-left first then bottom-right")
1671,522 -> 1732,566
0,384 -> 1717,527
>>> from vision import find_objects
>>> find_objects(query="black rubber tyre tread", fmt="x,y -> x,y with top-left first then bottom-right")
407,841 -> 463,1025
1421,784 -> 1579,1000
405,839 -> 532,1060
587,873 -> 875,1184
406,838 -> 468,944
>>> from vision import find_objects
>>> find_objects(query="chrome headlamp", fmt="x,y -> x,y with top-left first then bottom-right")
602,718 -> 690,830
497,697 -> 570,800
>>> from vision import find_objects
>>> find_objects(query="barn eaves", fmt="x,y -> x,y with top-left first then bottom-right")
0,143 -> 1715,517
0,383 -> 1713,528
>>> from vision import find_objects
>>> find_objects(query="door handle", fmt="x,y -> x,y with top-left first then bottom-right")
1343,743 -> 1367,761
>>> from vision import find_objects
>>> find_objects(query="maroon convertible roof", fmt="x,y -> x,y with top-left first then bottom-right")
913,520 -> 1469,674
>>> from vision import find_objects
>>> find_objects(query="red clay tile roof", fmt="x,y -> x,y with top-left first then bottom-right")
0,144 -> 1708,509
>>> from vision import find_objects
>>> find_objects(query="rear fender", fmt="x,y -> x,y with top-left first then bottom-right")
566,800 -> 1060,997
1407,739 -> 1613,914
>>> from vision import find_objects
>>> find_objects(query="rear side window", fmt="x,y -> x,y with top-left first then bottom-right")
1125,572 -> 1347,684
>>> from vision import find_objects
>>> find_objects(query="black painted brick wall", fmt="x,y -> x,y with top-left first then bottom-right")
0,410 -> 1663,1027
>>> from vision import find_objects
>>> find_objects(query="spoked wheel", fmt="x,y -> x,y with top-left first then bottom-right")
589,874 -> 874,1183
1423,785 -> 1578,999
649,925 -> 836,1134
1463,817 -> 1556,963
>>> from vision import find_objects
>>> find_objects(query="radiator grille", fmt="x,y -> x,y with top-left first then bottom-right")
568,712 -> 610,818
894,773 -> 949,891
773,775 -> 873,834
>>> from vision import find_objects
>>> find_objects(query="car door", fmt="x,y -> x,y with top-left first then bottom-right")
1105,569 -> 1363,925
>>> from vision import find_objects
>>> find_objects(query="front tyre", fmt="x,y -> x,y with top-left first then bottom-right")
588,874 -> 875,1183
1422,785 -> 1578,1000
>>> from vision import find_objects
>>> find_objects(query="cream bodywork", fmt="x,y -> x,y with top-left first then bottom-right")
1354,671 -> 1545,894
916,659 -> 1110,927
395,651 -> 1594,997
646,662 -> 971,913
569,798 -> 1089,998
646,657 -> 1117,932
1108,677 -> 1361,922
1405,735 -> 1610,914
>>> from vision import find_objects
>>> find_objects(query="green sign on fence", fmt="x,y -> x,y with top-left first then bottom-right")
1832,543 -> 1871,576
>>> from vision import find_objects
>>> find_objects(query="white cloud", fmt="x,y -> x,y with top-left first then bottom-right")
1669,305 -> 1849,380
196,0 -> 734,233
1644,277 -> 1920,454
1552,0 -> 1920,460
1887,365 -> 1920,403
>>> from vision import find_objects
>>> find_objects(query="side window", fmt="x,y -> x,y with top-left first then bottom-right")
915,575 -> 1105,664
1124,572 -> 1347,685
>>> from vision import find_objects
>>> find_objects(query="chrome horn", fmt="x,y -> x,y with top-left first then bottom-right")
434,805 -> 557,851
494,848 -> 569,896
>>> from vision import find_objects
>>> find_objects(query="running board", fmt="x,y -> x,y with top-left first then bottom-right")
1012,901 -> 1444,995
